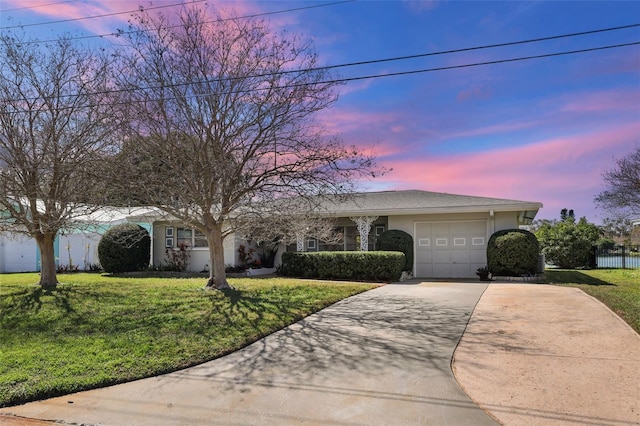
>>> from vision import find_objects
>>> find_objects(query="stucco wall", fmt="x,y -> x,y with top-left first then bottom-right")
153,222 -> 238,272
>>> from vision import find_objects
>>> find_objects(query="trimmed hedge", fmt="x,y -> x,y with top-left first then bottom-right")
281,251 -> 405,282
487,229 -> 539,276
98,223 -> 151,273
376,229 -> 413,272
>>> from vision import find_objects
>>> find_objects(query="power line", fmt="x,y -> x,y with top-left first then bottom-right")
0,0 -> 208,30
2,40 -> 637,113
318,41 -> 640,86
319,23 -> 640,72
0,0 -> 354,32
0,0 -> 78,13
5,22 -> 638,101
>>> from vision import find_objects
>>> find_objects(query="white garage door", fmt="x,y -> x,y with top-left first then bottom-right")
2,235 -> 38,273
415,220 -> 487,278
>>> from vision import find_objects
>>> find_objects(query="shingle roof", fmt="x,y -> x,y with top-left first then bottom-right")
318,190 -> 543,216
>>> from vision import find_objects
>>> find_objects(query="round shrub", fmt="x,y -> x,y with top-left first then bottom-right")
376,229 -> 413,272
98,223 -> 151,273
487,229 -> 539,276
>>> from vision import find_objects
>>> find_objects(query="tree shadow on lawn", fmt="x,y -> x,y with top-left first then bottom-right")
0,285 -> 75,314
544,270 -> 612,286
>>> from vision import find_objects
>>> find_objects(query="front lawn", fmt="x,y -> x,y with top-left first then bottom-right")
0,273 -> 377,407
544,269 -> 640,334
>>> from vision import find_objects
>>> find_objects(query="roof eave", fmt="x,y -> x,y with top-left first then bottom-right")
323,202 -> 543,217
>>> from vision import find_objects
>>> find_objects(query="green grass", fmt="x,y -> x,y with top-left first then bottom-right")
544,269 -> 640,334
0,273 -> 377,407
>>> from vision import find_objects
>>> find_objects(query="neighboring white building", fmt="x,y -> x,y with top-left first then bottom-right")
0,207 -> 156,273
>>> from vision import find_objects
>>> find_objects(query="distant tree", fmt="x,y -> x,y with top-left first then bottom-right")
0,34 -> 122,289
112,6 -> 380,289
595,147 -> 640,216
600,216 -> 633,245
560,208 -> 575,222
529,218 -> 556,233
535,213 -> 601,269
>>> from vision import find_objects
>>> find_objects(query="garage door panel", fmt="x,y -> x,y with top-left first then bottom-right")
433,264 -> 450,278
451,250 -> 470,263
451,263 -> 470,278
416,250 -> 432,263
414,220 -> 487,279
432,250 -> 450,264
469,249 -> 486,263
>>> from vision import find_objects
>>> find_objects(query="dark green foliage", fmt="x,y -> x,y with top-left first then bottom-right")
376,229 -> 413,271
98,224 -> 151,273
596,238 -> 616,252
535,216 -> 601,269
281,251 -> 405,282
487,229 -> 539,276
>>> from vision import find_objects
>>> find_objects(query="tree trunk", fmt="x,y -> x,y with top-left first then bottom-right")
35,231 -> 58,290
205,221 -> 231,290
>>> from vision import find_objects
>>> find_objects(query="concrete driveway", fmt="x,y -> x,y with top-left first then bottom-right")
1,282 -> 497,426
454,283 -> 640,426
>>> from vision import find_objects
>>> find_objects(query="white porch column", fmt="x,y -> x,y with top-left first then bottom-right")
296,232 -> 305,252
349,216 -> 378,251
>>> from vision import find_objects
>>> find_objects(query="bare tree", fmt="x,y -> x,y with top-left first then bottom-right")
114,6 -> 380,289
595,147 -> 640,216
0,34 -> 122,289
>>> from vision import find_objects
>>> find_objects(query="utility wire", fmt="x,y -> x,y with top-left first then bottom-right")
0,0 -> 208,30
0,0 -> 354,31
2,40 -> 638,112
312,41 -> 640,86
3,1 -> 356,46
0,0 -> 77,13
4,22 -> 638,101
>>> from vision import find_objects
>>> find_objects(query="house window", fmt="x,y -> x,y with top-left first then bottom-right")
194,230 -> 207,247
173,228 -> 209,248
371,224 -> 385,250
165,227 -> 174,248
176,228 -> 192,247
307,238 -> 317,250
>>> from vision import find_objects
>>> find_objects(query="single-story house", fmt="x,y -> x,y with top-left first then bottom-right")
129,189 -> 542,279
287,190 -> 542,278
1,190 -> 542,279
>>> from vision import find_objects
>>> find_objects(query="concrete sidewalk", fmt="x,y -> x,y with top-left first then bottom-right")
453,284 -> 640,426
1,283 -> 497,426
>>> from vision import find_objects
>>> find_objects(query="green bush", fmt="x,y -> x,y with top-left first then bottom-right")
487,229 -> 539,276
98,223 -> 151,273
281,251 -> 404,282
535,216 -> 600,269
376,229 -> 413,272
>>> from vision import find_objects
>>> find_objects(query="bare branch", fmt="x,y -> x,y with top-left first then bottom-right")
0,33 -> 124,288
110,5 -> 382,288
595,147 -> 640,217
